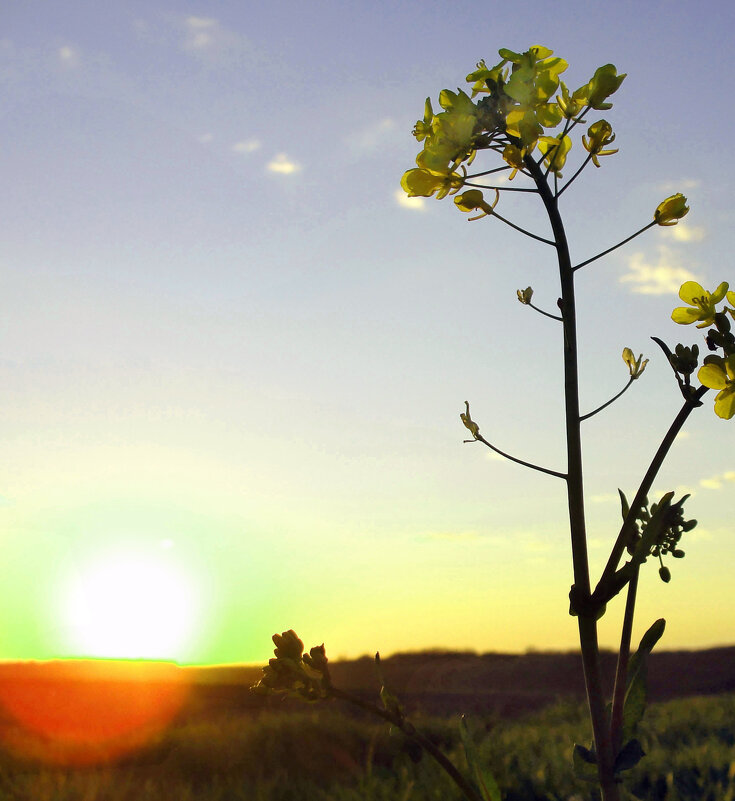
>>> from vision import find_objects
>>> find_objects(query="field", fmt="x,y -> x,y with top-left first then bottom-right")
0,651 -> 733,800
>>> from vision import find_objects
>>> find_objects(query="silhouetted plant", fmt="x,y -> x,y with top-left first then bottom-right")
253,45 -> 734,801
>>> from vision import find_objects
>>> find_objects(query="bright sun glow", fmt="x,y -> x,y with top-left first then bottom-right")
60,548 -> 199,661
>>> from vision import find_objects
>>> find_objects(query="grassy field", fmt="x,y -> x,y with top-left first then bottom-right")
0,691 -> 733,800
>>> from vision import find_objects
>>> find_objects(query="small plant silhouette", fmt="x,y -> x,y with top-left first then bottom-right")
253,45 -> 734,801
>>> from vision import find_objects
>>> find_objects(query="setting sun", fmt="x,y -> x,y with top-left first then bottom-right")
59,548 -> 200,662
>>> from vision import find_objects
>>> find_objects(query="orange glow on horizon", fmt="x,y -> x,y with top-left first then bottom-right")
0,660 -> 190,765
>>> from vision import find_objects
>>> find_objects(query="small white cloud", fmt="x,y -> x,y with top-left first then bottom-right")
178,15 -> 250,64
699,470 -> 735,490
197,132 -> 214,144
184,16 -> 217,50
590,493 -> 617,504
657,179 -> 700,192
232,139 -> 261,154
669,224 -> 706,243
266,153 -> 301,175
349,118 -> 396,154
620,246 -> 699,295
675,430 -> 691,440
58,45 -> 79,66
395,189 -> 425,211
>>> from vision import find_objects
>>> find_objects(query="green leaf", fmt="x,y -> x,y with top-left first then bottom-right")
459,716 -> 501,801
618,489 -> 630,522
622,619 -> 666,742
614,738 -> 646,774
572,743 -> 598,782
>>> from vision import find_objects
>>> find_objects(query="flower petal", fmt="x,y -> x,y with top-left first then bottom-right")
714,386 -> 735,420
698,363 -> 728,390
711,281 -> 729,304
671,306 -> 702,325
678,281 -> 704,304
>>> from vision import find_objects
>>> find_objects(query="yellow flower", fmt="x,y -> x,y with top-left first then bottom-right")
582,120 -> 618,167
655,194 -> 689,226
538,134 -> 572,177
622,347 -> 648,379
557,81 -> 588,118
517,286 -> 534,305
698,354 -> 735,419
671,281 -> 729,328
460,400 -> 480,439
586,64 -> 626,110
412,98 -> 434,142
502,144 -> 525,179
453,188 -> 499,220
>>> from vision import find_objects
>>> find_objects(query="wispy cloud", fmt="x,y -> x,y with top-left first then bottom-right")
348,118 -> 396,154
266,153 -> 301,175
232,139 -> 261,154
669,223 -> 706,243
178,16 -> 251,65
700,470 -> 735,490
589,493 -> 617,504
657,178 -> 700,193
197,132 -> 214,144
395,189 -> 425,211
620,245 -> 698,295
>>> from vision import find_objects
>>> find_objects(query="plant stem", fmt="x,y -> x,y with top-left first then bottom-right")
595,385 -> 708,601
487,208 -> 555,246
580,378 -> 634,422
573,222 -> 656,272
528,301 -> 563,322
329,687 -> 484,801
473,432 -> 567,479
610,566 -> 639,755
525,153 -> 619,801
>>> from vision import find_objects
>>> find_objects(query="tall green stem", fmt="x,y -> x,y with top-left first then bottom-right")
525,155 -> 619,801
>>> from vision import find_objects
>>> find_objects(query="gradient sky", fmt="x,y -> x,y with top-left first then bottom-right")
1,1 -> 733,665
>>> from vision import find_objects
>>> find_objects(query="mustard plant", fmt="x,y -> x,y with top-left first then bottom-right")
253,46 -> 734,801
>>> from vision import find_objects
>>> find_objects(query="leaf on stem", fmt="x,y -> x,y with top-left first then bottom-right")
459,716 -> 502,801
622,618 -> 666,743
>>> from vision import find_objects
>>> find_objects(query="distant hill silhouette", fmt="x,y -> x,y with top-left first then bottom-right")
179,645 -> 735,720
1,647 -> 732,727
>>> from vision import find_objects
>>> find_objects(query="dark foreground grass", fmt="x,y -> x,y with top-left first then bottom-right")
0,693 -> 733,800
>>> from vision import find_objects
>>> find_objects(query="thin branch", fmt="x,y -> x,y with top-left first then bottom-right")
580,378 -> 634,421
527,302 -> 563,322
593,385 -> 709,603
573,222 -> 657,272
330,687 -> 484,801
463,166 -> 513,180
471,433 -> 567,480
557,152 -> 594,198
486,209 -> 556,246
463,181 -> 538,193
610,567 -> 639,755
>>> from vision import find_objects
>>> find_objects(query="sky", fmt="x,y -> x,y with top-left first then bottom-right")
0,0 -> 733,666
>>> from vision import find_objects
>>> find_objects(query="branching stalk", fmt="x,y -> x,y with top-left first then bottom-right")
528,302 -> 563,322
487,208 -> 555,246
594,385 -> 709,602
580,378 -> 634,421
573,222 -> 656,272
525,152 -> 619,801
472,433 -> 567,480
